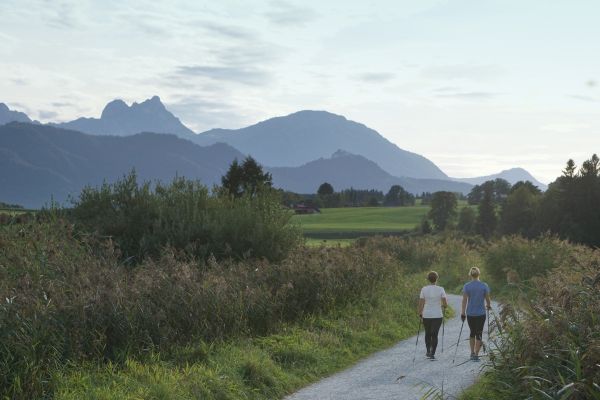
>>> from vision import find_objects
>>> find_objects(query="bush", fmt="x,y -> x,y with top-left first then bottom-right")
356,235 -> 481,291
483,235 -> 572,285
70,172 -> 301,262
471,244 -> 600,399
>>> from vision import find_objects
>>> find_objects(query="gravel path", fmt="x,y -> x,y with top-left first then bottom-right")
286,294 -> 499,400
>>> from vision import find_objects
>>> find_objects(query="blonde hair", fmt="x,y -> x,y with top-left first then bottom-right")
469,267 -> 480,278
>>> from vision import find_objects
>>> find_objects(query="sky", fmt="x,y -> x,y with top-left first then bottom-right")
1,0 -> 599,183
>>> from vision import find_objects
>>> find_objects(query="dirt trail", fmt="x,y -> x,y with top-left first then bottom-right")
286,294 -> 499,400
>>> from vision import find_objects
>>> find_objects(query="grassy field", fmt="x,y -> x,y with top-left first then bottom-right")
0,208 -> 32,215
291,206 -> 429,237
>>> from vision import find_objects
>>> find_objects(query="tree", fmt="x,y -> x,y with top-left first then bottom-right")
468,179 -> 511,205
317,182 -> 334,196
457,207 -> 476,234
510,180 -> 541,195
428,191 -> 457,231
222,156 -> 272,198
317,182 -> 340,208
562,159 -> 576,178
420,218 -> 432,234
500,185 -> 541,237
476,185 -> 497,239
384,185 -> 415,206
367,196 -> 379,207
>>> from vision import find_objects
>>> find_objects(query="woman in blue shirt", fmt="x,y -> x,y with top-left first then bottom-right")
460,267 -> 491,361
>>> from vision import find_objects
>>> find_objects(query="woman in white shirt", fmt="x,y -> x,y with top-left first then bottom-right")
418,271 -> 448,359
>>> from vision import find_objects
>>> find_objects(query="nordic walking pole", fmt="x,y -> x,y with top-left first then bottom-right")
487,307 -> 491,339
452,318 -> 465,364
441,307 -> 445,353
483,307 -> 490,354
412,317 -> 422,365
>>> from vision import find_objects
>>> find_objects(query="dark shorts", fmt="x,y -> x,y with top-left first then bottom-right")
467,315 -> 486,340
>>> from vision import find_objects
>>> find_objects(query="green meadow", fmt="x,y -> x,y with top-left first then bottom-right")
291,206 -> 429,236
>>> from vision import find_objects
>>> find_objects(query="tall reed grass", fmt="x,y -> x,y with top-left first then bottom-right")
0,220 -> 410,399
464,239 -> 600,400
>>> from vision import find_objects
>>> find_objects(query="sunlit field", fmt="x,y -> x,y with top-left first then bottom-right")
291,206 -> 428,235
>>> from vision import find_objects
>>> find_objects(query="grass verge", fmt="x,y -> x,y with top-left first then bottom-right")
55,274 -> 423,400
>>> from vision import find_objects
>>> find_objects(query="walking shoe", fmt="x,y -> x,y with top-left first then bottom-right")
472,354 -> 480,362
430,354 -> 436,360
426,351 -> 431,358
470,353 -> 477,361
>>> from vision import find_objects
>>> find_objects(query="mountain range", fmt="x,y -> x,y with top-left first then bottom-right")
0,98 -> 547,207
194,110 -> 447,180
268,150 -> 472,194
0,123 -> 242,208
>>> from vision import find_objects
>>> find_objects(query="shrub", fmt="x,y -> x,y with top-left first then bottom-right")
483,235 -> 572,285
357,235 -> 480,291
70,172 -> 301,262
473,244 -> 600,399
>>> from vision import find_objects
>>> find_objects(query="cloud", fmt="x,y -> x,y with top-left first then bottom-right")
434,86 -> 462,93
169,40 -> 282,87
422,64 -> 504,81
436,91 -> 499,100
166,96 -> 245,131
201,21 -> 256,40
174,65 -> 269,86
568,95 -> 598,103
264,1 -> 317,26
51,102 -> 75,108
355,72 -> 395,83
38,110 -> 59,120
43,1 -> 84,29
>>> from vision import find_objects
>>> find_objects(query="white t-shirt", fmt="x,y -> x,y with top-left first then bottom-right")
420,285 -> 447,318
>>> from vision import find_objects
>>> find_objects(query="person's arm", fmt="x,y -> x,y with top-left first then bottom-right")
461,293 -> 468,321
418,298 -> 425,317
441,288 -> 449,309
485,293 -> 492,310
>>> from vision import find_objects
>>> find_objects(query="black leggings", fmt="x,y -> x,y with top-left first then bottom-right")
423,318 -> 443,355
467,315 -> 486,340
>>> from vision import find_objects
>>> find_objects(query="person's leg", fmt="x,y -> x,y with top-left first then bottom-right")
473,315 -> 486,356
429,318 -> 442,356
423,318 -> 432,356
467,316 -> 476,356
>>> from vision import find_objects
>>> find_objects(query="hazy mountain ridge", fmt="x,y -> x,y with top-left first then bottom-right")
268,151 -> 473,194
0,97 -> 547,196
0,103 -> 33,125
452,167 -> 547,190
0,123 -> 243,208
54,96 -> 196,139
194,110 -> 449,180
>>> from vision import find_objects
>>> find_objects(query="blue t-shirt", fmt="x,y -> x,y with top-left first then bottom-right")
463,280 -> 490,316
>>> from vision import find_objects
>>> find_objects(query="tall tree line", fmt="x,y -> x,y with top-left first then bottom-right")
426,154 -> 600,247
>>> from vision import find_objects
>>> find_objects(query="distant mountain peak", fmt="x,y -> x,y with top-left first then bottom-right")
57,95 -> 195,138
194,110 -> 448,180
0,102 -> 32,125
135,95 -> 165,110
452,167 -> 547,190
100,99 -> 129,119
